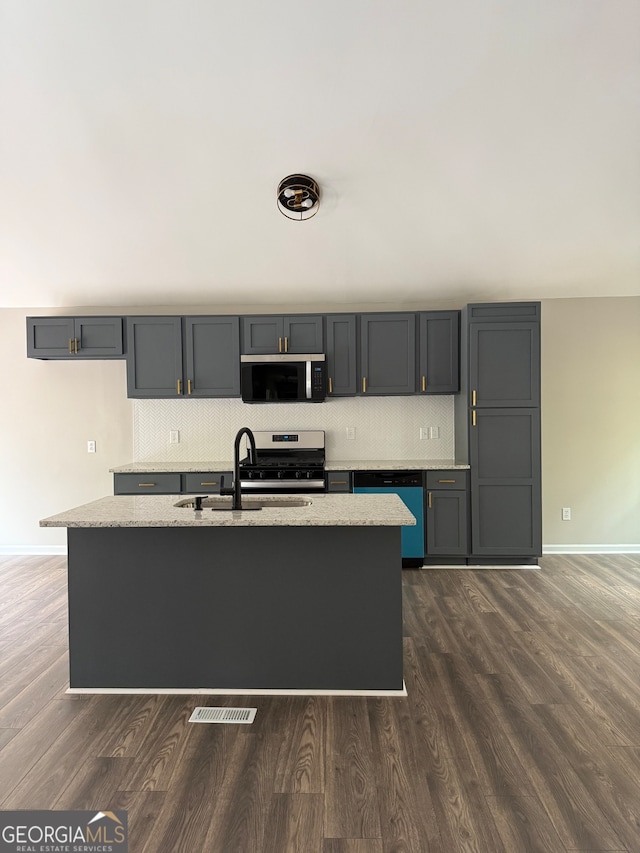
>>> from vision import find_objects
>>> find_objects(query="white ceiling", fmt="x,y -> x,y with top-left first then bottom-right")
1,0 -> 639,309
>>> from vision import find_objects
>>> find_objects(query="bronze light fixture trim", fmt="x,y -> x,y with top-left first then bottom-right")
277,174 -> 320,220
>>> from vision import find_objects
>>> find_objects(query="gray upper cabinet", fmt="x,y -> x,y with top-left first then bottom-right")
27,317 -> 124,359
418,311 -> 459,394
468,302 -> 540,407
126,316 -> 183,398
242,315 -> 324,354
184,316 -> 240,398
326,314 -> 357,396
359,313 -> 416,395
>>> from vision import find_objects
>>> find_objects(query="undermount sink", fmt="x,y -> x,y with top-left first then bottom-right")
174,496 -> 313,510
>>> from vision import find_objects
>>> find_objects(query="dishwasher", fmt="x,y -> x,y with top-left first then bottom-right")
353,471 -> 425,567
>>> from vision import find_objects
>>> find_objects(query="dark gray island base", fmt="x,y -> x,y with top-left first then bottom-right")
67,525 -> 404,693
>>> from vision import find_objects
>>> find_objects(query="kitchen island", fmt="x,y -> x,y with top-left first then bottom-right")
41,493 -> 414,695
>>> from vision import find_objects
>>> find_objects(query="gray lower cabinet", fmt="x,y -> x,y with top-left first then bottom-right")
359,313 -> 416,395
184,316 -> 240,397
425,471 -> 468,557
469,408 -> 541,557
326,315 -> 357,396
114,473 -> 182,494
27,317 -> 124,359
114,471 -> 232,495
242,315 -> 324,354
418,311 -> 459,394
182,472 -> 232,493
326,471 -> 353,492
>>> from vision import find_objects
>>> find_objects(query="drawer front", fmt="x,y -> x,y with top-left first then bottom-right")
114,473 -> 182,494
326,471 -> 352,492
183,472 -> 232,494
426,470 -> 467,490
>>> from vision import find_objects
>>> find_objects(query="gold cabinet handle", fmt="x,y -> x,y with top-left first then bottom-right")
328,377 -> 333,394
138,483 -> 156,487
187,379 -> 192,395
284,336 -> 288,352
362,377 -> 367,393
438,479 -> 456,483
421,375 -> 426,392
73,338 -> 79,354
199,481 -> 217,486
428,492 -> 432,509
472,410 -> 477,427
278,337 -> 282,353
331,480 -> 347,485
68,338 -> 73,354
472,389 -> 477,406
177,379 -> 182,395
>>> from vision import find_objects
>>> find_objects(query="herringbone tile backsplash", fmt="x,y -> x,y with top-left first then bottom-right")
134,396 -> 454,462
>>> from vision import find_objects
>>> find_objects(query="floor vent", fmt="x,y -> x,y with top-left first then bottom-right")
188,706 -> 257,724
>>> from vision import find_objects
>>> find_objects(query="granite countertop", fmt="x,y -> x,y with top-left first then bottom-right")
326,459 -> 469,471
111,459 -> 469,473
40,493 -> 416,529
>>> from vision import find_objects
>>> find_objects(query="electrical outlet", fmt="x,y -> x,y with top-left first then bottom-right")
420,427 -> 430,440
169,430 -> 180,444
87,440 -> 96,453
562,507 -> 571,521
430,426 -> 440,439
346,427 -> 356,440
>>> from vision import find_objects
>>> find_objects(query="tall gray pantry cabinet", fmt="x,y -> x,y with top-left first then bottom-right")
455,302 -> 542,562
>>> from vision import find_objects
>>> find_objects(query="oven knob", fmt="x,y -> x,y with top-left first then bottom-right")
306,471 -> 313,479
258,471 -> 265,479
295,471 -> 303,479
277,470 -> 284,479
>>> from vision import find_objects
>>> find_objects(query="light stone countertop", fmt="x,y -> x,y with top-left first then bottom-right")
40,493 -> 416,529
110,459 -> 468,473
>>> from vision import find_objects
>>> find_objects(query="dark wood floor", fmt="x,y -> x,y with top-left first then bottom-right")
1,554 -> 639,852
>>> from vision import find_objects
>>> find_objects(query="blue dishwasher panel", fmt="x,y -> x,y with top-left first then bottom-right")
353,486 -> 424,558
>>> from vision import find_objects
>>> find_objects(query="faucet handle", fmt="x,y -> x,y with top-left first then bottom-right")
219,474 -> 234,496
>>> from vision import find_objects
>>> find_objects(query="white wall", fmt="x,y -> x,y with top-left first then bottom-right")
1,297 -> 639,553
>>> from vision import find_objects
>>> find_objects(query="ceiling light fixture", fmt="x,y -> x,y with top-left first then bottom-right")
277,174 -> 320,221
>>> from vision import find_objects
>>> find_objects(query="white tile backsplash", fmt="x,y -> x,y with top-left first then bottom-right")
134,396 -> 454,462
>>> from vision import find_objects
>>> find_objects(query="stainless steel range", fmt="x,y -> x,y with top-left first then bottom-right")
238,430 -> 326,492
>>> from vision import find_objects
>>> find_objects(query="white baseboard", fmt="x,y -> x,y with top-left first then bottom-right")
0,545 -> 67,556
543,544 -> 640,554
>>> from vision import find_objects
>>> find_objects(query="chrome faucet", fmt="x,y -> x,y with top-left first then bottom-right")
221,427 -> 257,511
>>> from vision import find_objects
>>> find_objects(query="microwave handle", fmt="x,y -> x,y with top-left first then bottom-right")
306,360 -> 312,399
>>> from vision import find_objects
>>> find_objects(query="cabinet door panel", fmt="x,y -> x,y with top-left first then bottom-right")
473,409 -> 538,480
471,483 -> 539,555
126,317 -> 183,398
470,408 -> 541,556
470,322 -> 540,406
185,316 -> 240,397
426,491 -> 468,555
419,311 -> 459,393
26,318 -> 75,357
326,315 -> 357,396
75,317 -> 123,357
283,315 -> 324,353
360,313 -> 416,395
242,317 -> 283,353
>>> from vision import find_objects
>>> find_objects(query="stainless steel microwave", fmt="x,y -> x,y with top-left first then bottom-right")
240,354 -> 326,403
